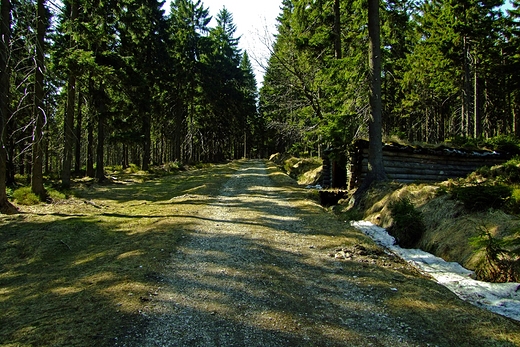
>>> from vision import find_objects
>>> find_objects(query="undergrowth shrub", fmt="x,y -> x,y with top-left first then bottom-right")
445,134 -> 520,154
470,225 -> 520,282
445,135 -> 483,150
509,188 -> 520,214
164,161 -> 181,172
13,187 -> 40,205
494,158 -> 520,183
387,198 -> 425,248
6,186 -> 13,199
450,185 -> 511,211
484,134 -> 520,154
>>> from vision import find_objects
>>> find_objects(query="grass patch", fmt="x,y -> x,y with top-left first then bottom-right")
47,187 -> 68,201
0,162 -> 239,347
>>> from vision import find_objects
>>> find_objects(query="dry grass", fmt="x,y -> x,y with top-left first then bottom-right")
0,162 -> 239,347
348,179 -> 520,281
269,154 -> 322,185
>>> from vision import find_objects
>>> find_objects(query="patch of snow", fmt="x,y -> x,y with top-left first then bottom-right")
473,150 -> 500,156
441,148 -> 501,157
351,220 -> 520,322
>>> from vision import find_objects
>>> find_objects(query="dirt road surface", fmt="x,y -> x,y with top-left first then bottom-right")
121,160 -> 519,347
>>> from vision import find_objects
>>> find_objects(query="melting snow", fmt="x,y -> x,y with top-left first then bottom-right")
351,220 -> 520,321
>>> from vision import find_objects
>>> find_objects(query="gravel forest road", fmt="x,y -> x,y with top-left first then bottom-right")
125,160 -> 519,347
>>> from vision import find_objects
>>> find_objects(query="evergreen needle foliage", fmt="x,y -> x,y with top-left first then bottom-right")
387,198 -> 425,248
470,225 -> 520,282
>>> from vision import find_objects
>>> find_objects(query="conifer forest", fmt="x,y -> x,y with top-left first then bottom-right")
1,0 -> 520,207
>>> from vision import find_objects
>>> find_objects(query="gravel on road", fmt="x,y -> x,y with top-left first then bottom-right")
122,160 -> 520,347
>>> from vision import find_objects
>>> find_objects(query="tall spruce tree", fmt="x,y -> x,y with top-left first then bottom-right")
0,0 -> 16,213
31,0 -> 47,199
204,7 -> 244,159
364,0 -> 386,186
239,51 -> 259,158
508,0 -> 520,133
59,0 -> 78,188
167,0 -> 211,162
117,0 -> 167,170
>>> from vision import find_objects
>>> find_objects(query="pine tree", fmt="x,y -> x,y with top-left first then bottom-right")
79,0 -> 124,180
60,0 -> 78,188
204,6 -> 245,159
0,0 -> 17,213
239,51 -> 259,158
117,0 -> 167,170
166,0 -> 211,162
31,0 -> 47,199
364,0 -> 386,186
505,0 -> 520,135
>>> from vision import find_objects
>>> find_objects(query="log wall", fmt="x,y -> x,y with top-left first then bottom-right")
347,140 -> 512,189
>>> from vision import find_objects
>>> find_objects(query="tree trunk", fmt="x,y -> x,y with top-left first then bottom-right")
86,118 -> 94,177
62,75 -> 76,187
61,0 -> 78,188
473,59 -> 480,138
0,0 -> 16,213
95,88 -> 106,181
74,91 -> 82,174
462,36 -> 471,137
142,111 -> 151,171
174,98 -> 183,162
122,143 -> 128,169
353,0 -> 386,204
31,0 -> 46,200
86,75 -> 95,177
363,0 -> 386,188
6,125 -> 15,184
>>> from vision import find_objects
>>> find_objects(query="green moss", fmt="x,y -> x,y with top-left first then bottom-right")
12,187 -> 41,205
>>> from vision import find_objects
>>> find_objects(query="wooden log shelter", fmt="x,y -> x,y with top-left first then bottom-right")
346,140 -> 513,190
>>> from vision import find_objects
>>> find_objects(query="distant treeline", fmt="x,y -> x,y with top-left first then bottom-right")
260,0 -> 520,156
1,0 -> 260,198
